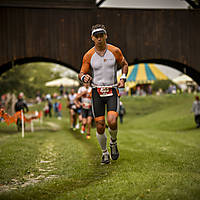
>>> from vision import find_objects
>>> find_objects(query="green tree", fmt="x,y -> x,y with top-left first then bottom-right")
151,79 -> 179,93
0,62 -> 61,98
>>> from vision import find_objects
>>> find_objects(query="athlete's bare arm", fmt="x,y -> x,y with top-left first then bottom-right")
66,96 -> 70,108
118,57 -> 128,88
121,57 -> 128,75
74,95 -> 82,108
78,53 -> 93,83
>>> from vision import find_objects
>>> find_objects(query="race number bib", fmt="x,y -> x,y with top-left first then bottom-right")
97,87 -> 113,97
82,102 -> 91,109
82,98 -> 91,109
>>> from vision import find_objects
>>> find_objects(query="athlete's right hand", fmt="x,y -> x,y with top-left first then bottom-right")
83,74 -> 92,83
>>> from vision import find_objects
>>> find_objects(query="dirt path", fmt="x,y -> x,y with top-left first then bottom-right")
0,122 -> 61,193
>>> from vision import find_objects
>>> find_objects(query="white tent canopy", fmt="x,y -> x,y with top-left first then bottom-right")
173,74 -> 197,92
172,74 -> 194,84
45,77 -> 79,87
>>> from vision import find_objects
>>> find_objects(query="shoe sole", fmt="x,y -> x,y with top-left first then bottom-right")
101,161 -> 110,165
111,154 -> 119,160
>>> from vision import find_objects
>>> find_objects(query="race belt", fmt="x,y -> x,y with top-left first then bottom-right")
97,87 -> 113,97
91,83 -> 118,97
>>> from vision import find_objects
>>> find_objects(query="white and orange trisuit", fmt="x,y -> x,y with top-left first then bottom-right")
80,44 -> 125,122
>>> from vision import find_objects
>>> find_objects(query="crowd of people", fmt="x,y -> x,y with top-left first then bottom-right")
66,83 -> 93,139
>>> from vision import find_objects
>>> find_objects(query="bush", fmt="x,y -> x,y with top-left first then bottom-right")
151,79 -> 177,93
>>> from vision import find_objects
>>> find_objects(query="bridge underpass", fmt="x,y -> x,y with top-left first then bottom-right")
0,0 -> 200,84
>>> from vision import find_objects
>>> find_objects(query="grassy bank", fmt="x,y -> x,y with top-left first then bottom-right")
0,94 -> 199,200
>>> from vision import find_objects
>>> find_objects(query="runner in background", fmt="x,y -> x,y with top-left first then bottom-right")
75,101 -> 82,130
75,83 -> 93,139
66,88 -> 77,130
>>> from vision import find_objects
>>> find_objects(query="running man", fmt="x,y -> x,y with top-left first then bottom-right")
75,83 -> 93,139
78,24 -> 128,164
67,88 -> 77,130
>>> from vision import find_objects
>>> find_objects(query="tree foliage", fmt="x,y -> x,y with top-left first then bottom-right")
0,62 -> 62,98
151,79 -> 178,92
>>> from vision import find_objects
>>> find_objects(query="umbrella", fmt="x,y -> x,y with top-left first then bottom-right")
45,77 -> 79,87
118,63 -> 168,88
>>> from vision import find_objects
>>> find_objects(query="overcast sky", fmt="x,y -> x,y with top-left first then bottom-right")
99,0 -> 189,9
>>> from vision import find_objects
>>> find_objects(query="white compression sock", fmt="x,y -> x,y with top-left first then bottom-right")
108,127 -> 117,142
96,132 -> 107,152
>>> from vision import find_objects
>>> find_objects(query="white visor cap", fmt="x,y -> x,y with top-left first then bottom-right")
92,28 -> 107,36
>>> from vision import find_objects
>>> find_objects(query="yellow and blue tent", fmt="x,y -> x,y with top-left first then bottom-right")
118,63 -> 168,88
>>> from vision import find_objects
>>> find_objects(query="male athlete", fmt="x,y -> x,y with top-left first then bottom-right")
78,24 -> 128,164
67,88 -> 78,130
75,83 -> 93,139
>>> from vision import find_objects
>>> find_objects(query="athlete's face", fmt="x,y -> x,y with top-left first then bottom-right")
71,89 -> 75,94
91,33 -> 107,46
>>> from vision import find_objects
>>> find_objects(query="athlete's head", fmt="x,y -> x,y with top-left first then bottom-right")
91,24 -> 107,44
71,88 -> 75,94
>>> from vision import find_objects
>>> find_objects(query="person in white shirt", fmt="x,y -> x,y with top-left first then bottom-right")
67,88 -> 77,130
75,83 -> 93,139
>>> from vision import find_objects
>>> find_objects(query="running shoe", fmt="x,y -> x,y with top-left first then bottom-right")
75,123 -> 80,129
110,141 -> 119,160
101,152 -> 110,165
80,126 -> 85,134
86,135 -> 91,139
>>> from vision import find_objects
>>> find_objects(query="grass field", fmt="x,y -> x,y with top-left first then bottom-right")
0,94 -> 199,200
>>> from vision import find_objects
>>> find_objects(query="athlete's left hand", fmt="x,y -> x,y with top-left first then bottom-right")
118,79 -> 125,88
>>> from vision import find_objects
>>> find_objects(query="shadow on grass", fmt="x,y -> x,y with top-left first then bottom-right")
0,129 -> 18,134
0,128 -> 58,136
176,126 -> 200,132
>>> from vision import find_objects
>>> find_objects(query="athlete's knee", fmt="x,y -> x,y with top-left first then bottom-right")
82,118 -> 86,125
87,117 -> 92,124
95,117 -> 105,134
107,111 -> 118,129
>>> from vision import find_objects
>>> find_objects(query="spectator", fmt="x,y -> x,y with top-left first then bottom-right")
59,84 -> 64,97
119,101 -> 126,124
47,99 -> 52,117
57,100 -> 62,120
192,96 -> 200,128
43,102 -> 49,117
15,92 -> 29,113
36,91 -> 42,104
14,92 -> 29,131
53,99 -> 62,119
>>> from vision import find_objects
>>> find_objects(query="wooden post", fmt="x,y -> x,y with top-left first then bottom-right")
31,120 -> 34,132
21,110 -> 24,138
